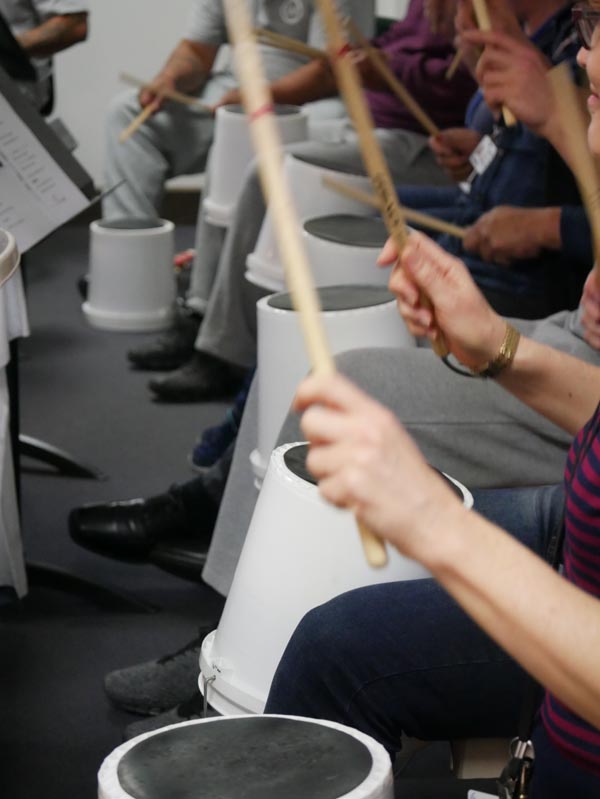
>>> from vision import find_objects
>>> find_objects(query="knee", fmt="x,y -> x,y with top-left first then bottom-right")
266,600 -> 352,712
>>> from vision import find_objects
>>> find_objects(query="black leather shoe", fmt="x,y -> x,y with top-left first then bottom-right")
127,304 -> 202,372
148,352 -> 246,403
68,491 -> 216,562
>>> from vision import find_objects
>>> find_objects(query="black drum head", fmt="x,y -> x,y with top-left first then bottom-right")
268,285 -> 394,313
291,151 -> 367,177
226,104 -> 301,116
284,443 -> 468,502
117,716 -> 374,799
97,219 -> 164,230
304,215 -> 388,248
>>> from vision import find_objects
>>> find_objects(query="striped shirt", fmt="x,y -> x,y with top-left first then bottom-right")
541,403 -> 600,775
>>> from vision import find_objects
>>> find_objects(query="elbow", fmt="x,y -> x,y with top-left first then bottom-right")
67,13 -> 89,46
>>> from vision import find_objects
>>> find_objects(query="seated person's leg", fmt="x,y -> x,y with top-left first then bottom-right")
102,77 -> 232,221
265,485 -> 564,752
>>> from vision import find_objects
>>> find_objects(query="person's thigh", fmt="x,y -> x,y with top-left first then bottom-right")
265,578 -> 526,750
265,485 -> 563,751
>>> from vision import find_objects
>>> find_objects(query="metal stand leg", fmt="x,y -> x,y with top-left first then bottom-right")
19,434 -> 106,480
27,562 -> 157,612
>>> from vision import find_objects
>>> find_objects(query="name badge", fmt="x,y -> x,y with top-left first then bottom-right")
469,135 -> 498,175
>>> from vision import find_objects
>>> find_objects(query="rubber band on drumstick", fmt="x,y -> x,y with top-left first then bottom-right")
471,0 -> 516,127
316,0 -> 448,358
344,17 -> 440,137
322,176 -> 466,240
549,62 -> 600,288
223,0 -> 388,569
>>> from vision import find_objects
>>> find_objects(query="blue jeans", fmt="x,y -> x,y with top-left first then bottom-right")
265,485 -> 597,796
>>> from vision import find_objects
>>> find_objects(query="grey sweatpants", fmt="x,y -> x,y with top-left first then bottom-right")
189,126 -> 450,365
202,309 -> 599,596
102,85 -> 347,222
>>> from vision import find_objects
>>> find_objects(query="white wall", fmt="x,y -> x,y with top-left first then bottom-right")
54,0 -> 192,185
54,0 -> 410,186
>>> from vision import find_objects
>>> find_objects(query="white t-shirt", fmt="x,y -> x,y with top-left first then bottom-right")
0,0 -> 88,110
184,0 -> 357,82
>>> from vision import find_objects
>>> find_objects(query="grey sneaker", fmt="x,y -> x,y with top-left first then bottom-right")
104,632 -> 211,716
124,692 -> 218,740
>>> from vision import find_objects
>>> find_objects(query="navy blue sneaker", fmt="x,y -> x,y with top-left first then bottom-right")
189,371 -> 254,473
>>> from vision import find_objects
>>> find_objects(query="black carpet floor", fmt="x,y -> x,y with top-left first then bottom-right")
0,221 -> 497,798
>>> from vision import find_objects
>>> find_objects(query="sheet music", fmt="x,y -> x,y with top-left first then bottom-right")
0,93 -> 90,252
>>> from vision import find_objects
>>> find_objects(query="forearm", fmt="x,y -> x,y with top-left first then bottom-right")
495,336 -> 600,435
158,39 -> 217,94
419,505 -> 600,730
16,13 -> 87,58
269,59 -> 337,106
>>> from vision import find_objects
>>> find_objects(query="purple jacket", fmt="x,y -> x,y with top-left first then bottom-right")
366,1 -> 477,133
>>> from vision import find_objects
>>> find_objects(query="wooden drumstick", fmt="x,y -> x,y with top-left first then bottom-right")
254,28 -> 327,61
446,49 -> 463,81
119,72 -> 213,112
223,0 -> 388,569
549,62 -> 600,287
471,0 -> 516,127
316,0 -> 448,358
322,176 -> 467,239
119,97 -> 162,144
344,18 -> 440,137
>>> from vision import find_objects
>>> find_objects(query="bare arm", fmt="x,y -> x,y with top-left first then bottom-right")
295,370 -> 600,731
214,57 -> 337,110
16,12 -> 87,58
139,39 -> 219,110
381,231 -> 600,434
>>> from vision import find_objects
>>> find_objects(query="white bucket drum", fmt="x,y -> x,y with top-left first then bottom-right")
201,442 -> 473,716
251,285 -> 415,486
83,219 -> 175,332
203,104 -> 308,228
98,715 -> 393,799
300,215 -> 390,289
246,153 -> 374,291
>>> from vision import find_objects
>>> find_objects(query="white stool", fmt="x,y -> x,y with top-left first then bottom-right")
246,153 -> 374,290
201,442 -> 472,716
251,285 -> 414,485
300,214 -> 389,288
83,218 -> 175,332
203,104 -> 308,227
98,715 -> 393,799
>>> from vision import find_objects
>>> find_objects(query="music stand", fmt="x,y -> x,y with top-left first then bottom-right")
0,65 -> 153,611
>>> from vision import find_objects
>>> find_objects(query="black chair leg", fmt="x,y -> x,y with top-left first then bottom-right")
26,562 -> 158,613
